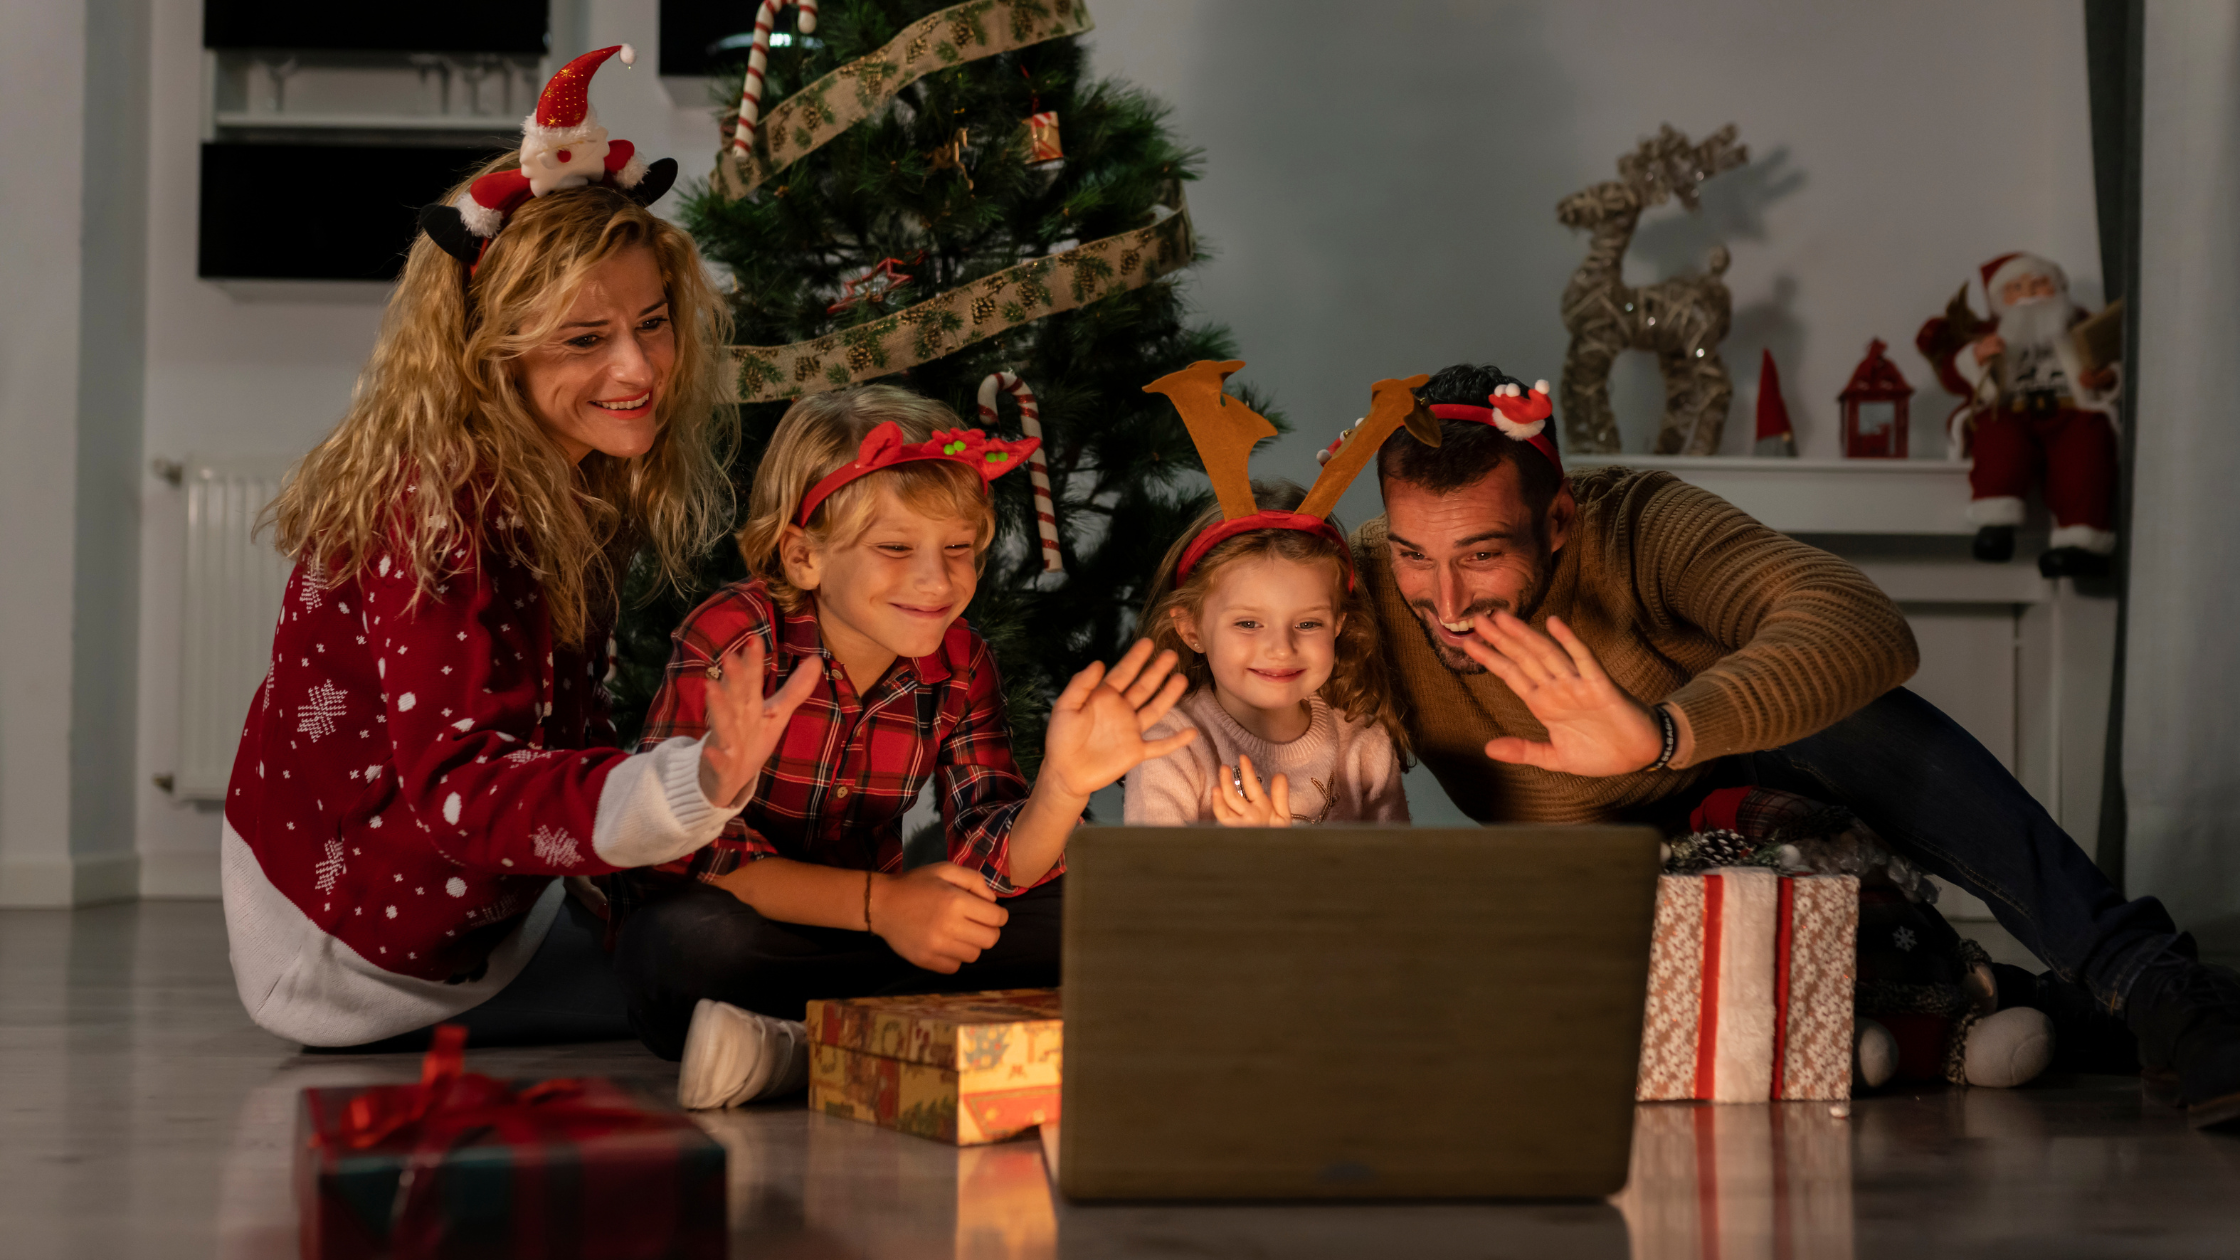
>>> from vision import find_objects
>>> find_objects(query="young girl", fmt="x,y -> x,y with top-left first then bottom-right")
223,48 -> 812,1049
1125,483 -> 1410,827
612,384 -> 1193,1106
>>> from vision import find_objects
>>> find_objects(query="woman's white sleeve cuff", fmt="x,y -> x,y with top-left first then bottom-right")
590,736 -> 739,868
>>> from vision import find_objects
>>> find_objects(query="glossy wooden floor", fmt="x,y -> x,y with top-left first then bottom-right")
5,902 -> 2239,1259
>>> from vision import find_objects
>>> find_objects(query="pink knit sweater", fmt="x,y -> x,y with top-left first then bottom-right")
1122,689 -> 1409,826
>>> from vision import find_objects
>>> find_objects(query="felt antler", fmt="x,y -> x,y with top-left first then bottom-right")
1298,375 -> 1436,519
1143,360 -> 1279,520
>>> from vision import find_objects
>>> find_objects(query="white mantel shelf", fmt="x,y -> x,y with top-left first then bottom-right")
1567,455 -> 1976,537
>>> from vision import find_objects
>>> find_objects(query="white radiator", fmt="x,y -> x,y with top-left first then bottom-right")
174,457 -> 295,800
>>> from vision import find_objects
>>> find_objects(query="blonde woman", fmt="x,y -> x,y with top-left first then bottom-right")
224,148 -> 817,1048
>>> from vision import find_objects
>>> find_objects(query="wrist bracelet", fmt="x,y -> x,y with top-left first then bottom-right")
1649,704 -> 1679,771
863,870 -> 875,934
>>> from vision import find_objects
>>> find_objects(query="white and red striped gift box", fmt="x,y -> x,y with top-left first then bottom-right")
1637,870 -> 1859,1102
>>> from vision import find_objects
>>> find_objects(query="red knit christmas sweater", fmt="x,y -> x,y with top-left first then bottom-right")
222,530 -> 736,1046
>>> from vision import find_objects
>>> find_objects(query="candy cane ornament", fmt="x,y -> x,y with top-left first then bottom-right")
728,0 -> 821,156
977,372 -> 1062,574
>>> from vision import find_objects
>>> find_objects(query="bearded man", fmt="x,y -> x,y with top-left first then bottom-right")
1928,252 -> 2121,578
1352,363 -> 2239,1128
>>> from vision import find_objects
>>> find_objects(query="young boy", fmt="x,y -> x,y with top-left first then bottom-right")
610,383 -> 1194,1107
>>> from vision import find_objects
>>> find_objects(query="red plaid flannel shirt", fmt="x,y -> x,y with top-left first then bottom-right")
634,580 -> 1056,894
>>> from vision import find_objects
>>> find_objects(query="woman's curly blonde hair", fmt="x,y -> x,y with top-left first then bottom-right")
1137,482 -> 1410,758
266,155 -> 736,646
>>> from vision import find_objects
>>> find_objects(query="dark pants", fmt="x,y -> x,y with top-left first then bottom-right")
1705,686 -> 2185,1014
309,894 -> 635,1053
612,876 -> 1067,1060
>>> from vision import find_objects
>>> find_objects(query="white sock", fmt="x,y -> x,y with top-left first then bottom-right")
677,999 -> 810,1110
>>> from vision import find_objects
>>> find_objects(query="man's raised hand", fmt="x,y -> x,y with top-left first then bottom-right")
1041,638 -> 1199,801
1461,611 -> 1667,776
697,637 -> 821,807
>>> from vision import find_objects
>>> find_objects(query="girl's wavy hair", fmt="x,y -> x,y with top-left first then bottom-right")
736,384 -> 998,612
1137,481 -> 1410,758
265,155 -> 736,647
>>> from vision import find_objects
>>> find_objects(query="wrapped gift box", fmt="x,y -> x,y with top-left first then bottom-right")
807,988 -> 1062,1145
1636,869 -> 1859,1102
294,1027 -> 725,1260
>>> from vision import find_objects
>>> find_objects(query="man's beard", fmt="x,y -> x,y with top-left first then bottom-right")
1408,553 -> 1555,674
1996,293 -> 2078,353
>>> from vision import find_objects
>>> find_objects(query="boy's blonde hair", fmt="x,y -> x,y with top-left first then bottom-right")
266,155 -> 736,647
738,384 -> 998,611
1137,482 -> 1410,757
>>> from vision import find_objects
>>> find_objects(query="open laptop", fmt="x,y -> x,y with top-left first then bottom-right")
1056,824 -> 1660,1200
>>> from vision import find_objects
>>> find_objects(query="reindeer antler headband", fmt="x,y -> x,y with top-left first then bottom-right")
1145,361 -> 1442,586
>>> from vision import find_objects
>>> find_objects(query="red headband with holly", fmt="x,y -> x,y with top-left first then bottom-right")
1147,361 -> 1444,588
797,421 -> 1041,526
416,45 -> 679,268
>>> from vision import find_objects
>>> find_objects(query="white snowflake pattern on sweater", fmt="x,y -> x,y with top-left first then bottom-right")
530,825 -> 583,868
298,681 -> 348,742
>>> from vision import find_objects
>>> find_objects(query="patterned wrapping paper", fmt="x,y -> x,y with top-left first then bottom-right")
806,988 -> 1062,1145
294,1076 -> 726,1260
1636,870 -> 1858,1102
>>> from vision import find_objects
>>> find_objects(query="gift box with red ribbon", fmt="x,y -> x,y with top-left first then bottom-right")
1636,869 -> 1859,1102
293,1025 -> 726,1260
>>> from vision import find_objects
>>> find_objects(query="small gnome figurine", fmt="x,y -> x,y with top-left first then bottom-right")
418,45 -> 676,265
1917,253 -> 2122,578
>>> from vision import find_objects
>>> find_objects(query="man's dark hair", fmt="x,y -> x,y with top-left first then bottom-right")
1376,363 -> 1565,516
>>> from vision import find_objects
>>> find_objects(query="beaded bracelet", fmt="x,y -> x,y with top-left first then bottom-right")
1649,704 -> 1679,771
863,870 -> 876,933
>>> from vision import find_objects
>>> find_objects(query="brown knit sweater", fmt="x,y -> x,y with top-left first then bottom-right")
1355,467 -> 1919,823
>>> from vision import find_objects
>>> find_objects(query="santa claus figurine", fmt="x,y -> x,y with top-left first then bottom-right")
417,44 -> 676,266
1918,253 -> 2121,578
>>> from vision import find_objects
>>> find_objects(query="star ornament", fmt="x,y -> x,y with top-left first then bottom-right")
826,256 -> 917,314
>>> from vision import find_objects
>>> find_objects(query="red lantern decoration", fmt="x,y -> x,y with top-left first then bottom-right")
1838,338 -> 1914,458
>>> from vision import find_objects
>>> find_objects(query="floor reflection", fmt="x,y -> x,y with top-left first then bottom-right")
1613,1102 -> 1854,1260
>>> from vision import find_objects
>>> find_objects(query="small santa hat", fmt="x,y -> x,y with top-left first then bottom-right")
415,44 -> 676,268
526,44 -> 634,147
1982,252 -> 2067,312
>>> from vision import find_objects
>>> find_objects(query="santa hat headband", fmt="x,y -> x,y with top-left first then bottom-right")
1981,252 -> 2067,312
416,45 -> 679,268
797,421 -> 1040,526
1150,362 -> 1445,588
1422,381 -> 1565,477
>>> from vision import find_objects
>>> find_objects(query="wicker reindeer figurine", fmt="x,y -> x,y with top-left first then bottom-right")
1556,124 -> 1749,456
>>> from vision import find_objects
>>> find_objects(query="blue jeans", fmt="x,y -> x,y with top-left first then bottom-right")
1722,686 -> 2186,1013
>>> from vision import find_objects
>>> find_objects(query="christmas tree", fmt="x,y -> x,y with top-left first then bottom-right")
609,0 -> 1276,782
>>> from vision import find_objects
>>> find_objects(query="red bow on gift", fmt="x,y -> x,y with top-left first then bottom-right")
319,1025 -> 682,1259
796,420 -> 1041,525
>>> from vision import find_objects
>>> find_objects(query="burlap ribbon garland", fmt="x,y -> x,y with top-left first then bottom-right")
728,183 -> 1195,403
713,0 -> 1098,200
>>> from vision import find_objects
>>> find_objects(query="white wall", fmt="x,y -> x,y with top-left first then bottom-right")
100,1 -> 2106,889
1081,0 -> 2102,529
0,0 -> 92,905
